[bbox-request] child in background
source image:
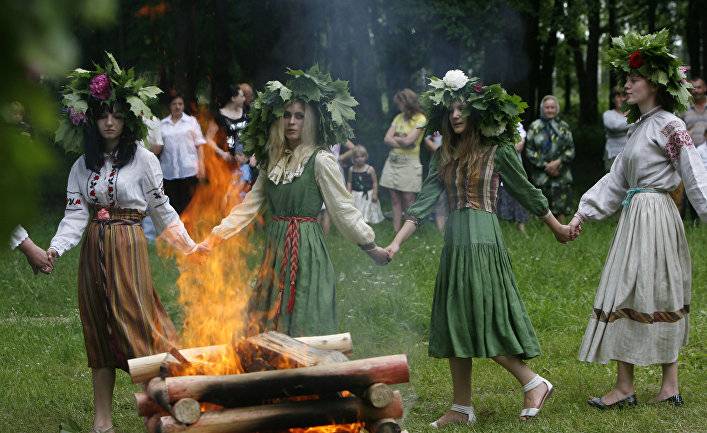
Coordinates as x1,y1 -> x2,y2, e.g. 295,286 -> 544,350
347,145 -> 384,224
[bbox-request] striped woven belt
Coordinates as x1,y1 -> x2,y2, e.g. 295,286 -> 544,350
622,187 -> 662,207
271,215 -> 319,322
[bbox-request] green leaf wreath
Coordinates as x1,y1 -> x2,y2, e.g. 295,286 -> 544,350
420,71 -> 528,147
55,52 -> 162,154
607,30 -> 692,123
242,65 -> 358,167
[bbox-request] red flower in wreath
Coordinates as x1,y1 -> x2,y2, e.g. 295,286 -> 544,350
628,50 -> 644,69
473,83 -> 484,93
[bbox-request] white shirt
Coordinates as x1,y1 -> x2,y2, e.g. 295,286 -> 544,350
602,109 -> 629,159
9,225 -> 28,250
697,143 -> 707,169
49,146 -> 196,255
212,145 -> 375,246
578,108 -> 707,222
159,113 -> 206,180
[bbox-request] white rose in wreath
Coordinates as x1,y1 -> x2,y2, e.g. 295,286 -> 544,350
442,70 -> 469,91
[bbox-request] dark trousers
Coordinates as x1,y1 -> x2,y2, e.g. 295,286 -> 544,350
163,176 -> 198,214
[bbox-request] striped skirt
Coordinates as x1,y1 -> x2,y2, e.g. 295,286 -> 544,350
78,208 -> 178,371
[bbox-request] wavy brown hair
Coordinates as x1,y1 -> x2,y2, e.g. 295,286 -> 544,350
393,89 -> 423,120
438,108 -> 486,188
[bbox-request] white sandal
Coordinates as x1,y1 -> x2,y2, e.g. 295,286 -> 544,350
519,375 -> 554,419
430,403 -> 476,428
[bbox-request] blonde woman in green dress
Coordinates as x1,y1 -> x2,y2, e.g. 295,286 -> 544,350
386,70 -> 574,426
194,67 -> 389,337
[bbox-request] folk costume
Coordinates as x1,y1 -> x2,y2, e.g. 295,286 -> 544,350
51,54 -> 195,371
408,72 -> 549,359
209,66 -> 376,337
575,31 -> 707,366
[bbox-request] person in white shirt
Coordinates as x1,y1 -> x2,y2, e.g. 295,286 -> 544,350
602,88 -> 629,171
156,93 -> 207,213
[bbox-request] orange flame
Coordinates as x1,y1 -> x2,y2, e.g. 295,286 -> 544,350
289,423 -> 364,433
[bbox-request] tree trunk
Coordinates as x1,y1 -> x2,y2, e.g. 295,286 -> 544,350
150,354 -> 409,407
608,0 -> 618,109
155,392 -> 404,433
647,0 -> 657,33
701,0 -> 707,79
538,0 -> 563,99
567,0 -> 600,124
524,0 -> 541,121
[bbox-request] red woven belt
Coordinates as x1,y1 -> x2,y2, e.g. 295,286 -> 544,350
271,215 -> 319,319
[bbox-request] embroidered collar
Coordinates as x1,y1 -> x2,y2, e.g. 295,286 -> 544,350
267,143 -> 317,185
635,105 -> 662,124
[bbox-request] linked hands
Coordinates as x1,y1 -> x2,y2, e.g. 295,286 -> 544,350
17,238 -> 54,274
365,245 -> 391,266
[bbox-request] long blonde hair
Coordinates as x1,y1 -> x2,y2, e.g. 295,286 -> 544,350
438,109 -> 486,188
266,100 -> 319,170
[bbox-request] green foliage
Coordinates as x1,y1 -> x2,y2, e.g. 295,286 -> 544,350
55,52 -> 162,155
421,73 -> 528,147
242,65 -> 358,168
607,30 -> 692,123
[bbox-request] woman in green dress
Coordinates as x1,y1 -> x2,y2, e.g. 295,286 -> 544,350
386,70 -> 574,426
194,67 -> 389,337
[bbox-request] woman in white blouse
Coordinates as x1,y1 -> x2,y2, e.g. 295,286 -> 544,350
570,33 -> 707,409
194,92 -> 390,337
156,93 -> 207,214
602,88 -> 629,171
48,102 -> 196,433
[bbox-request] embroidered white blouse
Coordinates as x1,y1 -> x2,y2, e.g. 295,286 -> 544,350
577,107 -> 707,222
49,146 -> 196,256
159,113 -> 206,180
211,144 -> 375,246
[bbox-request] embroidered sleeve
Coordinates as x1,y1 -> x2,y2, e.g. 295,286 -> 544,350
9,225 -> 29,250
576,153 -> 630,221
211,174 -> 267,239
315,151 -> 375,245
142,151 -> 196,253
49,158 -> 90,256
659,120 -> 693,162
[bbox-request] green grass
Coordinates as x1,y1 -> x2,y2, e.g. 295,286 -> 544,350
1,216 -> 705,433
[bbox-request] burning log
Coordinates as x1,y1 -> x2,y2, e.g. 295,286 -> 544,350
150,355 -> 409,407
155,391 -> 403,433
360,383 -> 394,409
173,398 -> 202,425
235,332 -> 349,372
128,332 -> 353,383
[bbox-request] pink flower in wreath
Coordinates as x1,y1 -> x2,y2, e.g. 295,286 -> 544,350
96,208 -> 111,221
628,50 -> 644,69
89,74 -> 112,100
473,83 -> 484,93
68,107 -> 87,126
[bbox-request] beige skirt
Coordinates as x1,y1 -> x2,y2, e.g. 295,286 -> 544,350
380,153 -> 422,193
578,192 -> 690,366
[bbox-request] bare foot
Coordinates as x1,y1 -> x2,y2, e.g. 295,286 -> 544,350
650,388 -> 679,403
431,410 -> 470,427
520,382 -> 549,420
597,387 -> 634,405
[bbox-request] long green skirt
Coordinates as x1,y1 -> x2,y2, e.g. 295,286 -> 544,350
428,208 -> 541,359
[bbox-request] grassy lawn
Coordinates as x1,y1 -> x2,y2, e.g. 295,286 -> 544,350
1,214 -> 705,433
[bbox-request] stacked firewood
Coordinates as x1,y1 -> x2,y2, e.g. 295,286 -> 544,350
129,332 -> 409,433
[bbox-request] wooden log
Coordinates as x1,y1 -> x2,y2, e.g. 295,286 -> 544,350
368,419 -> 402,433
135,392 -> 168,417
145,414 -> 161,433
155,354 -> 409,407
234,331 -> 349,372
157,391 -> 403,433
360,383 -> 394,408
129,333 -> 353,383
173,398 -> 201,425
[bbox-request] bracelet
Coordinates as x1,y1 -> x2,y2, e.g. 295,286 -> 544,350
359,242 -> 377,252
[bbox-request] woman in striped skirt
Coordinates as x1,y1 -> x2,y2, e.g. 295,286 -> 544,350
48,59 -> 196,433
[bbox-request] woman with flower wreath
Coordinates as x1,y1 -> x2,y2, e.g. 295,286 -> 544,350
385,70 -> 574,426
51,54 -> 196,433
194,66 -> 390,337
569,30 -> 707,409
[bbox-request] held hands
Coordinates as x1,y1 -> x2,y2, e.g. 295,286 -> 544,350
365,246 -> 391,266
18,239 -> 54,274
568,215 -> 583,239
